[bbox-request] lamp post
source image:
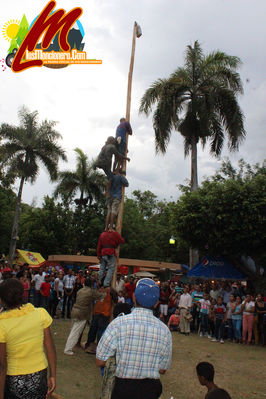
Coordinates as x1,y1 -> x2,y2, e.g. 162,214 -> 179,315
112,22 -> 142,287
169,236 -> 176,245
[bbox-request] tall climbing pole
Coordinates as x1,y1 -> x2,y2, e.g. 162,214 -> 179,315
112,21 -> 142,288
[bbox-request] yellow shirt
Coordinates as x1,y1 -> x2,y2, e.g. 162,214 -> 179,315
0,303 -> 52,375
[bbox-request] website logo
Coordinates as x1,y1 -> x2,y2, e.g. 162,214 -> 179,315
1,0 -> 102,73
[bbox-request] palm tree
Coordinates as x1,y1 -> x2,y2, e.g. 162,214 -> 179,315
139,41 -> 245,265
0,106 -> 67,265
54,148 -> 105,209
139,40 -> 245,191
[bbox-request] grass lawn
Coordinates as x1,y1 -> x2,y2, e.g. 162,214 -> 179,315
52,319 -> 266,399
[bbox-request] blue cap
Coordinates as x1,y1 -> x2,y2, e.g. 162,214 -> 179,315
135,278 -> 159,308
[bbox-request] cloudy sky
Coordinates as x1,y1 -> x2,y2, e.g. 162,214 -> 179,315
0,0 -> 265,206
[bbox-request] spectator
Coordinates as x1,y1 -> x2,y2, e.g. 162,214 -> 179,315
20,270 -> 30,304
100,302 -> 132,399
0,278 -> 56,399
32,268 -> 44,307
206,388 -> 232,399
233,282 -> 245,300
84,287 -> 117,353
208,299 -> 216,338
64,278 -> 106,356
168,309 -> 180,331
73,270 -> 85,304
231,296 -> 243,343
196,362 -> 218,398
178,285 -> 192,335
125,277 -> 136,307
225,294 -> 235,340
51,271 -> 64,318
254,293 -> 266,345
241,294 -> 255,345
159,283 -> 170,323
191,284 -> 203,332
116,275 -> 125,293
210,283 -> 221,302
96,278 -> 172,399
62,269 -> 76,319
40,275 -> 51,310
212,297 -> 226,343
222,285 -> 233,306
198,293 -> 211,338
168,289 -> 178,316
118,291 -> 125,303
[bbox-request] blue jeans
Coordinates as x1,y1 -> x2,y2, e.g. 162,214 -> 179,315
98,255 -> 116,287
232,319 -> 242,339
226,319 -> 233,339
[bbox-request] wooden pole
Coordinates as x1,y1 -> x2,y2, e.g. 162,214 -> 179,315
112,22 -> 138,288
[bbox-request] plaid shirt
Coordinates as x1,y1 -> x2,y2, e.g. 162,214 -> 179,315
96,307 -> 172,379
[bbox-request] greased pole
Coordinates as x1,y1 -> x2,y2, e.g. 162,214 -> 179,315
112,22 -> 142,289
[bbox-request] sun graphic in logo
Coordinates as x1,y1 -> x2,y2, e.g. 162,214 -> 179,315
2,19 -> 20,41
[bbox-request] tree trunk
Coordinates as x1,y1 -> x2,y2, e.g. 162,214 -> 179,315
190,134 -> 198,192
9,176 -> 25,265
190,134 -> 199,268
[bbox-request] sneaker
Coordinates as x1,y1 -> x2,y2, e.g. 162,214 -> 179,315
208,335 -> 212,339
64,351 -> 74,356
220,339 -> 224,344
211,338 -> 218,342
199,332 -> 203,337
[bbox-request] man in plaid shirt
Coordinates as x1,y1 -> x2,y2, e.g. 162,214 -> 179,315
96,278 -> 172,399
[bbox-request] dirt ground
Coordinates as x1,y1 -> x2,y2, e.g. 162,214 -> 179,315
52,319 -> 266,399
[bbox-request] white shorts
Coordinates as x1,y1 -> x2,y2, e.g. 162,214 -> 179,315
160,304 -> 168,316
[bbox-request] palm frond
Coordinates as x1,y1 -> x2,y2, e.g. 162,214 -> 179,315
214,87 -> 246,151
139,79 -> 167,115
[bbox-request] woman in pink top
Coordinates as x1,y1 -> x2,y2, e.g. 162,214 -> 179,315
241,294 -> 255,344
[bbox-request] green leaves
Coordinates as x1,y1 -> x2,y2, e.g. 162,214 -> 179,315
139,40 -> 245,170
53,148 -> 105,209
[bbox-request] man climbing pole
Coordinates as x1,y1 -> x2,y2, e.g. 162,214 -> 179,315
93,136 -> 130,180
97,229 -> 125,287
113,118 -> 132,171
105,169 -> 129,231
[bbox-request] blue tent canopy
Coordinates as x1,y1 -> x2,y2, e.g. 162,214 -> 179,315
188,256 -> 246,280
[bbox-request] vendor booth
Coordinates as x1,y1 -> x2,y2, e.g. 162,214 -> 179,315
188,256 -> 246,280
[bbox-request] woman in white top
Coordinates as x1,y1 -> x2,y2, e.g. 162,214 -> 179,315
241,294 -> 255,344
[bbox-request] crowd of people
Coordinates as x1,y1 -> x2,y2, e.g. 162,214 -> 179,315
156,280 -> 266,346
0,262 -> 265,348
0,258 -> 266,399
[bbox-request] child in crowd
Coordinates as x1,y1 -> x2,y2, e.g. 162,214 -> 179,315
168,309 -> 180,331
208,298 -> 216,338
212,296 -> 226,343
225,294 -> 235,340
198,293 -> 211,337
232,295 -> 243,342
118,291 -> 125,303
40,274 -> 51,310
196,362 -> 232,399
